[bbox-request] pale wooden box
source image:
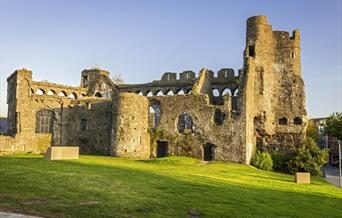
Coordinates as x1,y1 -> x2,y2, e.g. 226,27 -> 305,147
44,146 -> 79,160
295,172 -> 310,184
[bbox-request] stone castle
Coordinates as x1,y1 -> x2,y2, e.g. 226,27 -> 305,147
0,16 -> 307,164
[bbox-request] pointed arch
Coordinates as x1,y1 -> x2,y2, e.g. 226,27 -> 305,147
147,91 -> 153,97
94,92 -> 102,98
177,89 -> 185,95
47,90 -> 56,96
166,90 -> 174,96
222,88 -> 231,96
36,89 -> 46,95
68,93 -> 77,99
58,91 -> 67,97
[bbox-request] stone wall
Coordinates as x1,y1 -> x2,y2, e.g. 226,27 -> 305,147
147,93 -> 246,162
0,134 -> 51,155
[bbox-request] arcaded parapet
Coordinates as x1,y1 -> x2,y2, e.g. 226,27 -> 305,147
111,93 -> 150,158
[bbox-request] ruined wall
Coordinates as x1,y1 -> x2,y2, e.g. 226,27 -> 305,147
192,68 -> 212,95
0,69 -> 114,155
1,69 -> 55,153
147,93 -> 246,163
1,15 -> 307,164
243,16 -> 307,155
111,93 -> 150,158
55,99 -> 113,154
81,68 -> 115,98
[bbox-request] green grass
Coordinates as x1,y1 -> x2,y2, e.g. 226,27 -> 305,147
0,155 -> 341,218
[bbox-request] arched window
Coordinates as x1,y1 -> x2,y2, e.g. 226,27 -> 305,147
279,117 -> 288,125
58,91 -> 67,97
47,90 -> 55,96
293,117 -> 303,125
68,93 -> 77,99
149,106 -> 155,114
177,112 -> 193,134
36,89 -> 45,95
149,101 -> 161,128
94,92 -> 102,98
35,109 -> 54,133
233,88 -> 239,97
212,89 -> 220,97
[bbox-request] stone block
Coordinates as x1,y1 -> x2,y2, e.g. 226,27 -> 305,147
295,172 -> 310,184
44,146 -> 79,160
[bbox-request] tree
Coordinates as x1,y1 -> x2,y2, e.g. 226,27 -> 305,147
287,137 -> 329,176
324,112 -> 342,140
112,73 -> 125,84
251,151 -> 273,171
306,120 -> 320,142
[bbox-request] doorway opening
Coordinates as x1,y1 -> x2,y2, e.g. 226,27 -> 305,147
203,143 -> 215,161
157,141 -> 168,158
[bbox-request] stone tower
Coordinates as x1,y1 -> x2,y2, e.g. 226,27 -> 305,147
6,69 -> 33,136
111,93 -> 150,158
243,15 -> 307,156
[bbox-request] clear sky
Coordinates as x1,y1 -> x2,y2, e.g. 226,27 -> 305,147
0,0 -> 341,118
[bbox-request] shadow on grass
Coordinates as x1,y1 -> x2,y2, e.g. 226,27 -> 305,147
0,155 -> 341,218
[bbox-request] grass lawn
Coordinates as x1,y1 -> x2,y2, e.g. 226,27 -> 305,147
0,155 -> 341,218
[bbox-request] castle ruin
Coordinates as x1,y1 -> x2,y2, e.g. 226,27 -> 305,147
0,16 -> 307,164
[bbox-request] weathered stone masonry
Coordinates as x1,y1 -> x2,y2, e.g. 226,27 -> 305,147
0,16 -> 307,164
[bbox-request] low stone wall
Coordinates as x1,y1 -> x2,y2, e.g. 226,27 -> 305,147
0,133 -> 51,155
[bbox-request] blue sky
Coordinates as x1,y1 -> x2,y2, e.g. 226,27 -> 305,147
0,0 -> 341,118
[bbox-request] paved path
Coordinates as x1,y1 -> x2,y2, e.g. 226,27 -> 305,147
0,212 -> 41,218
323,165 -> 341,188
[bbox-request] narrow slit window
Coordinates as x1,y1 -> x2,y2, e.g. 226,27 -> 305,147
248,46 -> 255,57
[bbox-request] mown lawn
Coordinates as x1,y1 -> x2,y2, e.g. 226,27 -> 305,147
0,155 -> 341,218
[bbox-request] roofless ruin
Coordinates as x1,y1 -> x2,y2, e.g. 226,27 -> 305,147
0,16 -> 307,163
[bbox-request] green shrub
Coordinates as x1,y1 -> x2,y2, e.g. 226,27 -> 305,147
287,137 -> 329,176
251,151 -> 273,171
271,152 -> 290,172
